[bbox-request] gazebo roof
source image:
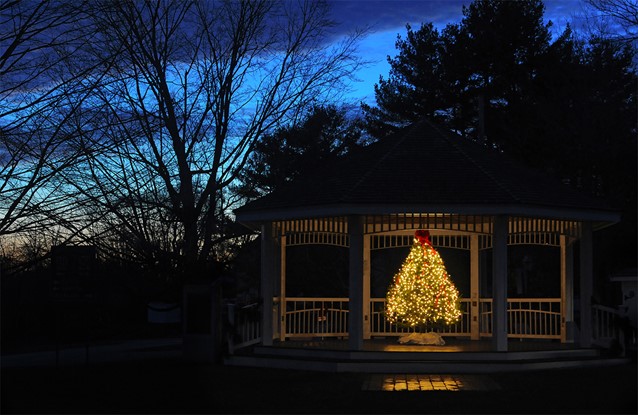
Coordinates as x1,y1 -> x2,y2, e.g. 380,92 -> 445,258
235,118 -> 619,225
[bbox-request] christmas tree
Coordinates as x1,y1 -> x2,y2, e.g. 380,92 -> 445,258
386,230 -> 462,330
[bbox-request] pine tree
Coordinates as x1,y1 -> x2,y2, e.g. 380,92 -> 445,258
386,230 -> 462,329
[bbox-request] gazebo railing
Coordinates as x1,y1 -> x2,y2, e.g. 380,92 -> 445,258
229,298 -> 631,349
369,298 -> 471,336
478,298 -> 562,339
284,297 -> 349,338
592,303 -> 637,352
592,303 -> 620,339
227,302 -> 262,353
279,297 -> 562,340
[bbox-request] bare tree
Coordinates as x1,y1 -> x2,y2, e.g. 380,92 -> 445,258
584,0 -> 638,45
0,0 -> 98,240
61,0 -> 364,282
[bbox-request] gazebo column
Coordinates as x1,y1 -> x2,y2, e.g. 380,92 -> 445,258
579,222 -> 594,347
560,235 -> 574,343
363,234 -> 371,340
279,235 -> 287,342
260,222 -> 276,346
492,215 -> 509,351
470,234 -> 480,340
348,215 -> 365,350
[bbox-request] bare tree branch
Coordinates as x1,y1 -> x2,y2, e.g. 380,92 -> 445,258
584,0 -> 638,44
55,0 -> 365,281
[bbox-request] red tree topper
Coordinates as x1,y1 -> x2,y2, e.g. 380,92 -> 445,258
415,230 -> 432,247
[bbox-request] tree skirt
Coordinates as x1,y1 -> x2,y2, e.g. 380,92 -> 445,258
398,332 -> 445,346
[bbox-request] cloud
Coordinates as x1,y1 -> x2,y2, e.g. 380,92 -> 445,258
328,0 -> 468,35
325,1 -> 469,106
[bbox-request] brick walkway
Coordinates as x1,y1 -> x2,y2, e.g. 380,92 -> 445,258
361,374 -> 501,391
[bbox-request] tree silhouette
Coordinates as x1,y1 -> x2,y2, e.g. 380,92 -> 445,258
584,0 -> 638,45
235,104 -> 366,200
1,0 -> 95,241
46,0 -> 367,283
363,0 -> 637,268
363,0 -> 551,143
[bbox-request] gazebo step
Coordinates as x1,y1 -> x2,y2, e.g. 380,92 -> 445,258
224,339 -> 631,373
251,344 -> 601,363
224,352 -> 629,373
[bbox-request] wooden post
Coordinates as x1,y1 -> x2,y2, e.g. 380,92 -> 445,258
470,234 -> 480,340
260,223 -> 275,346
363,234 -> 371,340
565,241 -> 574,341
560,235 -> 575,343
279,235 -> 287,342
348,216 -> 364,350
579,222 -> 593,347
492,215 -> 508,351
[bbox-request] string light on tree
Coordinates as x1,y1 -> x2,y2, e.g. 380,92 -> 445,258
386,230 -> 462,332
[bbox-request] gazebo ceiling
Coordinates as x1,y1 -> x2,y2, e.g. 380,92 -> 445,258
235,118 -> 619,225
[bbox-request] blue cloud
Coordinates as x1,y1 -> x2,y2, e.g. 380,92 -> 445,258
328,0 -> 467,34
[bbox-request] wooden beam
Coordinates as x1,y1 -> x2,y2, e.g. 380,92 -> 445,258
260,223 -> 276,346
579,222 -> 593,347
363,234 -> 371,340
279,235 -> 287,342
560,235 -> 575,343
492,215 -> 508,352
470,234 -> 480,340
348,215 -> 364,350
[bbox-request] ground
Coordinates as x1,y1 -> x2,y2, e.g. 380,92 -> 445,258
2,353 -> 636,414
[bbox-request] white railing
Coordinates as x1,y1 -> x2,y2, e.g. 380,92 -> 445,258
479,299 -> 492,335
370,298 -> 471,336
592,303 -> 619,340
227,302 -> 261,352
228,297 -> 627,349
279,297 -> 562,340
478,299 -> 562,339
284,298 -> 349,338
592,304 -> 637,353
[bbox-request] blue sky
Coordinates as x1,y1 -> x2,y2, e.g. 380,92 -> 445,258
327,0 -> 588,105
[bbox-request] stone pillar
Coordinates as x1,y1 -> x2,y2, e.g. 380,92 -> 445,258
348,215 -> 364,350
579,222 -> 593,347
492,215 -> 508,351
470,234 -> 481,340
182,283 -> 222,362
260,222 -> 276,346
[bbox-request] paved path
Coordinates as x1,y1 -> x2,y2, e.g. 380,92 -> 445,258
1,338 -> 182,368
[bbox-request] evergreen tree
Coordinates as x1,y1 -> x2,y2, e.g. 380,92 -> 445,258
386,230 -> 462,329
235,105 -> 366,200
363,0 -> 551,142
364,0 -> 637,269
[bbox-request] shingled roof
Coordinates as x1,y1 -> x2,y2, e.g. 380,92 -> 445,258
235,118 -> 619,225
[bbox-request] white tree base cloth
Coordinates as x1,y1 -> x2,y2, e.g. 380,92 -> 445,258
397,332 -> 446,346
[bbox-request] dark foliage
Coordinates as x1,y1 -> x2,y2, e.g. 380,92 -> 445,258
234,105 -> 367,201
363,0 -> 637,269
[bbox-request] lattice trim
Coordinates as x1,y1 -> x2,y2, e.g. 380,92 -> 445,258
371,234 -> 471,250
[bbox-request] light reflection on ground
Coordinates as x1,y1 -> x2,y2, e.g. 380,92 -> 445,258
379,344 -> 465,352
362,374 -> 501,392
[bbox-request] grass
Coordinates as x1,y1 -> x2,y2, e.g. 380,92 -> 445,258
2,358 -> 636,414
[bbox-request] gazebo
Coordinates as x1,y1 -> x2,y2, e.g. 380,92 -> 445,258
234,118 -> 619,354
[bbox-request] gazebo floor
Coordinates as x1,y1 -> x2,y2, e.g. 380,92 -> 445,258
225,337 -> 630,373
269,337 -> 578,353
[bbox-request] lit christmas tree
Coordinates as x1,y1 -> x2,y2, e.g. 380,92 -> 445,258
386,230 -> 462,332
